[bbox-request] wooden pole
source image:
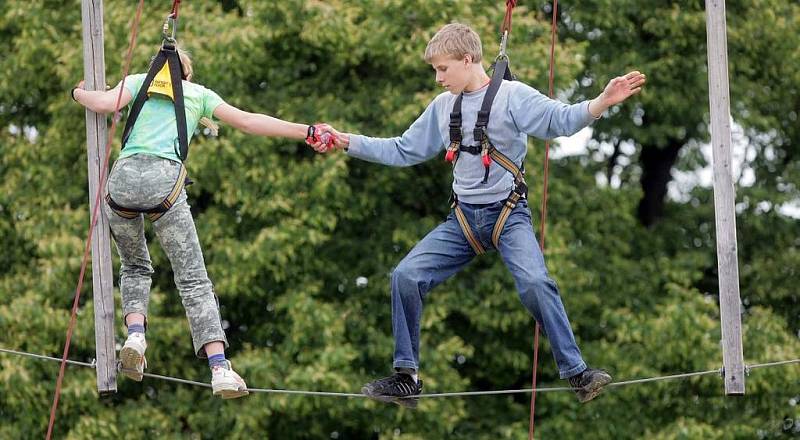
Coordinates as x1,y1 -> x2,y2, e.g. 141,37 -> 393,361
80,0 -> 117,395
705,0 -> 745,395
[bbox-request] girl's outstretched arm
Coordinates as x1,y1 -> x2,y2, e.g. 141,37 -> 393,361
72,80 -> 133,114
213,103 -> 308,139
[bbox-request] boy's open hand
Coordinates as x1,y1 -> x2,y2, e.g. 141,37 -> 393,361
600,71 -> 646,106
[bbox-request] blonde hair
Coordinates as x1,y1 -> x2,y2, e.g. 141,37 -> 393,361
177,47 -> 193,80
424,23 -> 483,64
174,45 -> 218,136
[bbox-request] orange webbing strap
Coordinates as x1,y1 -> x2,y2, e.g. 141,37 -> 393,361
491,190 -> 522,248
105,164 -> 188,222
147,165 -> 187,221
489,147 -> 521,176
454,204 -> 486,255
105,201 -> 139,219
488,148 -> 526,248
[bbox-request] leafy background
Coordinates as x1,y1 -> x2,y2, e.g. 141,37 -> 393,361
0,1 -> 798,438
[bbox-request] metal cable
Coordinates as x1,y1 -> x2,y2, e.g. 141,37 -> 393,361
4,347 -> 796,399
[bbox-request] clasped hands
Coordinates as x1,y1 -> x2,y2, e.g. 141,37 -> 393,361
305,123 -> 348,153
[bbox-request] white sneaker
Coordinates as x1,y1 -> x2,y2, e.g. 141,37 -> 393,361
211,360 -> 249,399
119,332 -> 147,381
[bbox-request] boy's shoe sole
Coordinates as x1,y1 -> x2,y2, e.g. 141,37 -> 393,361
361,387 -> 420,409
119,345 -> 144,382
576,371 -> 612,403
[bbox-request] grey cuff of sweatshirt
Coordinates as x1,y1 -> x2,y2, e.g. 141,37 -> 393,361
345,134 -> 366,157
584,100 -> 602,122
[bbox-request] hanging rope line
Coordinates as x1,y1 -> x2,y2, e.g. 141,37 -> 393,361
530,1 -> 560,439
501,0 -> 517,36
4,347 -> 797,400
46,1 -> 146,439
170,0 -> 181,18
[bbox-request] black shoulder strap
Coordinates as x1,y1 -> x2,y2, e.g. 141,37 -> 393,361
448,93 -> 464,144
120,52 -> 166,153
473,58 -> 512,143
165,47 -> 188,161
120,44 -> 189,161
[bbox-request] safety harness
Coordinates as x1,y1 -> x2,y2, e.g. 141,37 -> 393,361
445,56 -> 528,255
107,7 -> 191,222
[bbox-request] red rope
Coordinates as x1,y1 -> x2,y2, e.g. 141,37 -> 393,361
529,1 -> 559,439
501,0 -> 517,36
171,0 -> 181,19
45,1 -> 145,438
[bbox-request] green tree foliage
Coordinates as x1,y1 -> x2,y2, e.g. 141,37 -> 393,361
561,0 -> 800,227
1,1 -> 798,438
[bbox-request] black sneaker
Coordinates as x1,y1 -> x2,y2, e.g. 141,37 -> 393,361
568,368 -> 612,403
362,373 -> 423,408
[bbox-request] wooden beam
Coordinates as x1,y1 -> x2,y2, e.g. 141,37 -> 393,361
705,0 -> 745,395
80,0 -> 117,395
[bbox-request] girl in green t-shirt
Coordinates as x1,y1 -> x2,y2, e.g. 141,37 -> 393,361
72,46 -> 324,399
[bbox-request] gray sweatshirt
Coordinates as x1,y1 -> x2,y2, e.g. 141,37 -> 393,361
347,80 -> 597,204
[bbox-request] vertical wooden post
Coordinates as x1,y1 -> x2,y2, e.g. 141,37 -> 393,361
705,0 -> 745,395
81,0 -> 117,395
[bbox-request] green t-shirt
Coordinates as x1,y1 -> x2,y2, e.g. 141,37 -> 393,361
120,73 -> 225,162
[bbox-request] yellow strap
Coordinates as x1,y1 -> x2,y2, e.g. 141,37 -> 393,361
455,205 -> 485,255
146,62 -> 175,101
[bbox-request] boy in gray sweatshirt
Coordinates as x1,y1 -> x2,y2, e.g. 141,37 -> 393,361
315,23 -> 645,406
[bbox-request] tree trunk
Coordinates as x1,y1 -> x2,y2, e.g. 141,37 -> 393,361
637,140 -> 682,227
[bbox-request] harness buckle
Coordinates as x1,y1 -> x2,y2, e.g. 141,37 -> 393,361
473,125 -> 487,143
162,14 -> 178,44
445,141 -> 460,163
498,30 -> 509,60
480,134 -> 492,167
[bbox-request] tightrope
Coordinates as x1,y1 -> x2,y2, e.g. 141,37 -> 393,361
2,347 -> 797,399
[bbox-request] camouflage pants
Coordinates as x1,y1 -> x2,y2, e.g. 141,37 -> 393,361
104,154 -> 228,357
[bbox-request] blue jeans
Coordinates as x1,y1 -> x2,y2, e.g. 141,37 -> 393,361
391,199 -> 586,379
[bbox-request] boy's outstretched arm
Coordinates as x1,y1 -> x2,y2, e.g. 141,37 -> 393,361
318,100 -> 445,167
511,70 -> 646,139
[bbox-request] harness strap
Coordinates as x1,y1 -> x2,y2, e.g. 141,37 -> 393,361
106,164 -> 188,222
447,58 -> 513,182
120,43 -> 189,161
451,147 -> 529,252
446,55 -> 524,253
489,147 -> 521,176
454,204 -> 486,255
445,94 -> 464,162
491,190 -> 522,249
474,58 -> 509,141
